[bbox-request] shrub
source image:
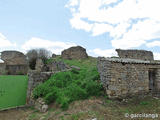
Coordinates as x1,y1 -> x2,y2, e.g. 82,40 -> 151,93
85,80 -> 103,96
140,101 -> 149,105
33,61 -> 103,109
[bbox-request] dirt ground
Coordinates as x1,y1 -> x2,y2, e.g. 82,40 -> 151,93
0,96 -> 160,120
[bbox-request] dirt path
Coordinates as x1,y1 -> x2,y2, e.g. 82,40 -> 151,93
0,108 -> 32,120
0,96 -> 160,120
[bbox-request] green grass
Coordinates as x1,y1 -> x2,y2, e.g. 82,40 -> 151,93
0,75 -> 28,110
46,56 -> 97,69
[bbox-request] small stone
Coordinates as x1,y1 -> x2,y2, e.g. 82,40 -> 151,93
39,117 -> 45,120
71,65 -> 80,70
92,118 -> 97,120
41,105 -> 48,113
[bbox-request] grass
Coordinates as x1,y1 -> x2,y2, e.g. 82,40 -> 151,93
0,75 -> 28,110
46,56 -> 97,69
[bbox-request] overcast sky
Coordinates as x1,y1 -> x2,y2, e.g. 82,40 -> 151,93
0,0 -> 160,59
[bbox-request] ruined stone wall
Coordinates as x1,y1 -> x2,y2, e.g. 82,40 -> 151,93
97,57 -> 160,98
61,46 -> 88,60
116,49 -> 154,61
0,63 -> 6,75
97,59 -> 112,89
26,71 -> 54,105
1,51 -> 28,65
6,65 -> 28,75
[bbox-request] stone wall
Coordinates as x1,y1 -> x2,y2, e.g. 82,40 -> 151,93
0,63 -> 6,74
116,49 -> 154,61
1,51 -> 28,65
6,65 -> 28,75
97,57 -> 160,98
26,70 -> 54,105
0,51 -> 29,75
61,46 -> 88,60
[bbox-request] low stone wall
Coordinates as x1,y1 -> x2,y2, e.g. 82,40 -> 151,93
97,57 -> 160,98
6,65 -> 28,75
26,70 -> 54,105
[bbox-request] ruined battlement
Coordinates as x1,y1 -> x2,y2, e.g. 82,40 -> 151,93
116,49 -> 154,61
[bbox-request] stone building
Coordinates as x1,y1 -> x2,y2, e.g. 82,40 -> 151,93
97,49 -> 160,98
0,60 -> 6,74
0,51 -> 28,75
61,46 -> 88,60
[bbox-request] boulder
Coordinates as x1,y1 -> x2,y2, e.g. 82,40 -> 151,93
34,98 -> 48,113
61,46 -> 88,60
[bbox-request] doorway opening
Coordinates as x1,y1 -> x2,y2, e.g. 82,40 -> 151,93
149,69 -> 156,92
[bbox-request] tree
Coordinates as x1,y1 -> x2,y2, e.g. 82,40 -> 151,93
26,48 -> 51,70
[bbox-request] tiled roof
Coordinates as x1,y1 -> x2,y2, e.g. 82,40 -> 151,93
100,57 -> 160,65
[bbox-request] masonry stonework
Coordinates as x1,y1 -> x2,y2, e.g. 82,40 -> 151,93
26,71 -> 54,105
0,63 -> 6,74
116,49 -> 154,61
0,51 -> 28,75
97,49 -> 160,98
61,46 -> 88,60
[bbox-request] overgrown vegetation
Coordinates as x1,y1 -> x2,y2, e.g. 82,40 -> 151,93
33,57 -> 104,110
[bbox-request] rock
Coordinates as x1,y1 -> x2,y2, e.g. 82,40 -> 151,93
41,105 -> 48,113
35,58 -> 44,72
71,65 -> 80,70
34,98 -> 48,113
39,117 -> 45,120
92,118 -> 97,120
47,61 -> 70,72
61,46 -> 88,60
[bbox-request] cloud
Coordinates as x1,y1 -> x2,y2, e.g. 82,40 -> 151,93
22,37 -> 76,54
89,48 -> 118,57
146,41 -> 160,47
153,53 -> 160,60
0,33 -> 16,48
70,15 -> 93,32
66,0 -> 160,49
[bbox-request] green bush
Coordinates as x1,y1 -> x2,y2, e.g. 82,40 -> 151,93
33,62 -> 103,109
140,101 -> 149,105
